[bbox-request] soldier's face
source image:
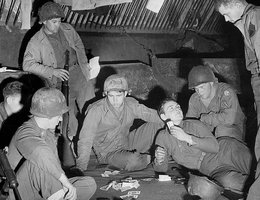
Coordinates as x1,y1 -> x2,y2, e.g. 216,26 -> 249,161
43,18 -> 61,34
194,82 -> 213,99
107,91 -> 127,110
8,94 -> 23,113
49,115 -> 62,129
161,101 -> 183,124
218,4 -> 242,23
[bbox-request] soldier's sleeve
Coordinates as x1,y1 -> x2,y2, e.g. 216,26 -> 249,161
76,106 -> 100,171
250,9 -> 260,67
186,95 -> 200,119
130,98 -> 162,123
189,120 -> 219,153
200,88 -> 239,127
153,132 -> 170,172
16,130 -> 64,180
23,41 -> 54,79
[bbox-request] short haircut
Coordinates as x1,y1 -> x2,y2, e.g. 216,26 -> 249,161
3,81 -> 23,99
214,0 -> 246,9
158,97 -> 176,116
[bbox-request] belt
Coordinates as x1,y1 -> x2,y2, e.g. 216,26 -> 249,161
197,152 -> 206,169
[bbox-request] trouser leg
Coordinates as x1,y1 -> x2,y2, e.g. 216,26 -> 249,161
68,67 -> 95,138
215,125 -> 244,142
210,167 -> 249,192
69,176 -> 97,200
9,161 -> 96,200
68,96 -> 78,138
247,161 -> 260,200
106,150 -> 150,171
48,176 -> 97,200
9,161 -> 62,200
251,75 -> 260,127
204,137 -> 252,192
128,122 -> 162,153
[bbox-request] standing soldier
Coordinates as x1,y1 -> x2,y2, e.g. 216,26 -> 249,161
23,2 -> 95,140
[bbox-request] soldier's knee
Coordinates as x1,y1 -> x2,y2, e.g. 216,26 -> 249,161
125,153 -> 150,171
214,171 -> 246,192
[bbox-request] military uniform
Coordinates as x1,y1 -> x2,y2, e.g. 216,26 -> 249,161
186,82 -> 245,141
0,102 -> 8,130
235,4 -> 260,124
232,5 -> 260,199
77,97 -> 162,171
234,4 -> 260,161
7,118 -> 96,200
23,22 -> 95,138
154,119 -> 252,192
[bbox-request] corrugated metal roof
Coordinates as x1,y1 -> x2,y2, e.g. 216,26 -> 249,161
0,0 -> 224,34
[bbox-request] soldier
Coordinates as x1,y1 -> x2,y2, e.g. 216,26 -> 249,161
0,81 -> 25,149
23,2 -> 95,139
0,81 -> 23,128
186,65 -> 245,141
154,98 -> 251,199
7,87 -> 96,200
76,74 -> 163,171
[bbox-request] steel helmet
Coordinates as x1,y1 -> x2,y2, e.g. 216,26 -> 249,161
188,174 -> 224,200
188,65 -> 217,89
38,2 -> 65,23
103,74 -> 128,93
30,87 -> 69,118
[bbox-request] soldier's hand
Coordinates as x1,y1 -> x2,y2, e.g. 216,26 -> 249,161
53,68 -> 69,81
171,126 -> 189,141
63,184 -> 77,200
155,146 -> 166,164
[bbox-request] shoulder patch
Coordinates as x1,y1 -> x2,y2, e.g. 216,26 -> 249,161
224,90 -> 230,96
249,22 -> 256,37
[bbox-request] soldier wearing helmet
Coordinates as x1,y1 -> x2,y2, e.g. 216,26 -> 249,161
7,87 -> 97,200
186,65 -> 245,141
76,74 -> 163,172
23,2 -> 95,140
154,98 -> 251,199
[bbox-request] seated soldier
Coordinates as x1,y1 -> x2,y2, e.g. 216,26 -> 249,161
154,98 -> 252,198
186,65 -> 245,141
0,81 -> 23,127
7,87 -> 96,200
76,74 -> 163,172
0,81 -> 25,149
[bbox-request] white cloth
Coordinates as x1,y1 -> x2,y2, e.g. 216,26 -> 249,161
89,56 -> 100,80
21,0 -> 33,30
146,0 -> 165,13
73,0 -> 132,11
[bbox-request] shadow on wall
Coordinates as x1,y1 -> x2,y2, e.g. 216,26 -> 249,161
176,48 -> 204,114
139,85 -> 169,110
